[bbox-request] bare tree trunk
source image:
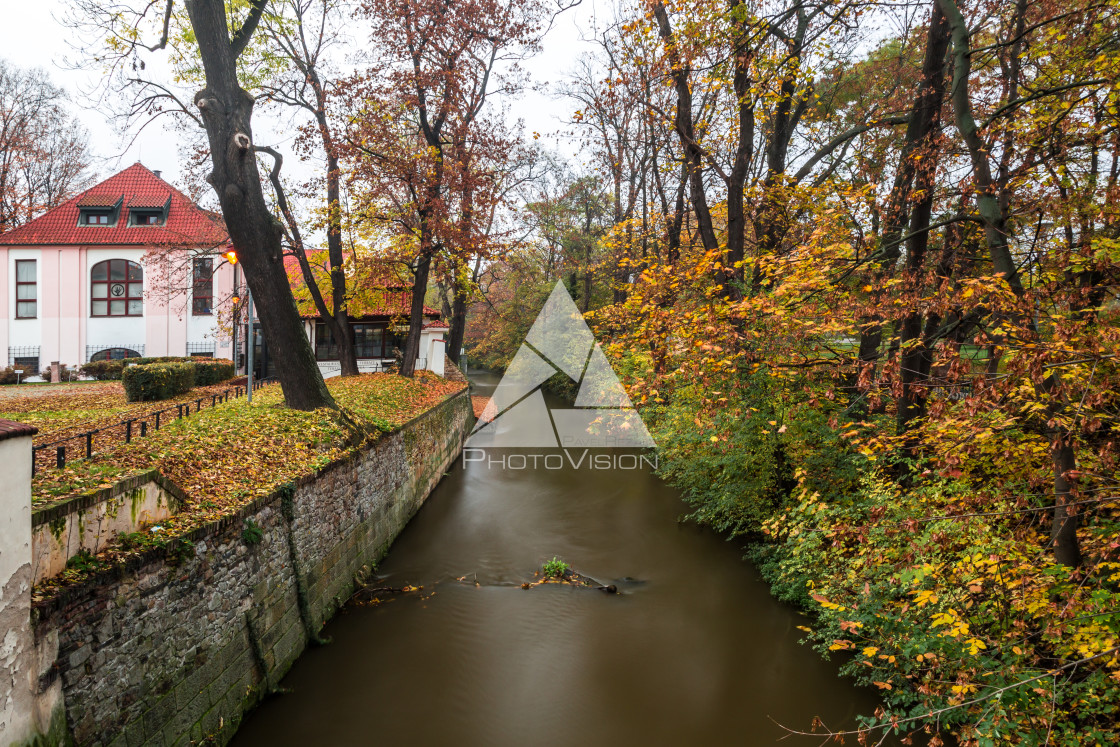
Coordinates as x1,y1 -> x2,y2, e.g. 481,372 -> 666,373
724,0 -> 755,299
324,149 -> 358,376
400,249 -> 432,377
447,270 -> 468,366
652,2 -> 719,254
896,4 -> 951,439
1049,435 -> 1082,567
185,0 -> 334,411
856,4 -> 951,399
939,0 -> 1023,294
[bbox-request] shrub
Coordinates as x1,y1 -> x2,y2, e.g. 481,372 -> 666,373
122,362 -> 196,402
85,356 -> 233,388
130,356 -> 194,366
80,359 -> 128,380
0,367 -> 18,385
192,359 -> 235,386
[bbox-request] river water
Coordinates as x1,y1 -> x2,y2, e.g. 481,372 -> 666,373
233,373 -> 885,746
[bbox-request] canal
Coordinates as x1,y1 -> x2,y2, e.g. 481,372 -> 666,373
233,373 -> 885,745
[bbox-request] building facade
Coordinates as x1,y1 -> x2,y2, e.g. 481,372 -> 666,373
1,162 -> 448,380
0,163 -> 234,376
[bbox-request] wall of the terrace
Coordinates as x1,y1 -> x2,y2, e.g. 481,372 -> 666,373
0,389 -> 471,746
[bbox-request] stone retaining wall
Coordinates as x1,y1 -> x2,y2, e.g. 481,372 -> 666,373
31,472 -> 188,585
28,389 -> 471,747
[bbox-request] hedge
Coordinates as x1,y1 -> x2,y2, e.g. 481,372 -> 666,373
79,360 -> 129,380
193,359 -> 235,386
120,358 -> 234,401
122,363 -> 196,402
80,356 -> 231,382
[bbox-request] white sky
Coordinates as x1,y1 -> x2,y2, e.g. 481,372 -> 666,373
0,0 -> 605,192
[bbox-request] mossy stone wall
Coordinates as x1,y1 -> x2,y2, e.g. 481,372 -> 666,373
30,390 -> 471,747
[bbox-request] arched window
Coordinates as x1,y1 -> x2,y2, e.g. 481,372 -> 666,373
91,259 -> 143,317
90,348 -> 141,361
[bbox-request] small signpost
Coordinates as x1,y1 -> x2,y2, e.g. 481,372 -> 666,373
14,369 -> 23,385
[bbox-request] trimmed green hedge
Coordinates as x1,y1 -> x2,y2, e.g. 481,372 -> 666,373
122,362 -> 196,401
193,359 -> 235,386
81,356 -> 234,383
120,358 -> 235,401
79,360 -> 129,380
81,356 -> 192,381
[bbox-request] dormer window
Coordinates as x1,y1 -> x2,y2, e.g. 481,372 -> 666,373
131,210 -> 165,226
77,194 -> 122,227
127,194 -> 170,227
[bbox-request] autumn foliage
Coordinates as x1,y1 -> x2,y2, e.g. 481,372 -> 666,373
468,0 -> 1120,741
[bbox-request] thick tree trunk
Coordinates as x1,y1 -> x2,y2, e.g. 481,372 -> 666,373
185,0 -> 334,411
447,278 -> 467,366
399,250 -> 432,377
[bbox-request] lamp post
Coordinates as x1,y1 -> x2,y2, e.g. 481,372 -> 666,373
231,262 -> 240,376
246,289 -> 255,404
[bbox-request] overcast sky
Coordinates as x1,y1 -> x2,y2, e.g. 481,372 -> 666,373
0,0 -> 604,192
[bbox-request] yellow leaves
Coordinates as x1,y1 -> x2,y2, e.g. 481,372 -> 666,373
810,593 -> 847,612
828,640 -> 852,651
912,589 -> 939,607
862,646 -> 879,657
931,609 -> 970,638
965,638 -> 987,656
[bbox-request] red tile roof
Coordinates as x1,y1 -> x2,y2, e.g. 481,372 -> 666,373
0,163 -> 227,247
284,251 -> 441,320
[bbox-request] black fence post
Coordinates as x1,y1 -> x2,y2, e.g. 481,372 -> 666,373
86,432 -> 93,458
155,411 -> 161,430
31,449 -> 36,477
197,398 -> 202,412
56,446 -> 65,469
177,404 -> 183,419
140,421 -> 148,438
125,420 -> 133,443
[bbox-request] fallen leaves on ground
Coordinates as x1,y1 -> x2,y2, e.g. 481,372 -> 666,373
29,373 -> 466,600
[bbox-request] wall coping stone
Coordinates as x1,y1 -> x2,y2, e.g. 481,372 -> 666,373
31,470 -> 190,529
0,418 -> 38,441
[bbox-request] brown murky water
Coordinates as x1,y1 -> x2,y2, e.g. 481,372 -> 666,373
233,373 -> 886,746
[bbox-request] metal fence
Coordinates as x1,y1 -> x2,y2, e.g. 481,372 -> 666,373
8,346 -> 40,368
85,344 -> 146,362
31,378 -> 275,477
186,342 -> 216,356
